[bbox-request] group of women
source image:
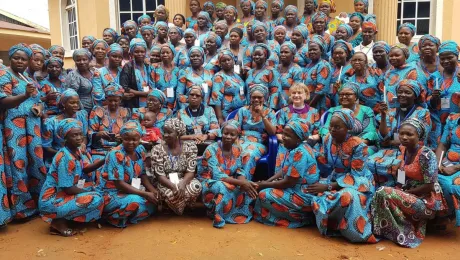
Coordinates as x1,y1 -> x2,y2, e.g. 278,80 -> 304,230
0,0 -> 460,249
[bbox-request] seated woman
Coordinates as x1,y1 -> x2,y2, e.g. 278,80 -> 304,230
320,83 -> 378,151
39,119 -> 104,237
234,85 -> 277,177
254,120 -> 320,228
42,89 -> 88,168
88,83 -> 131,162
132,89 -> 173,135
98,121 -> 158,228
177,85 -> 220,154
436,113 -> 460,227
150,118 -> 202,215
367,80 -> 431,188
372,118 -> 447,248
199,120 -> 257,228
311,108 -> 376,243
39,57 -> 66,117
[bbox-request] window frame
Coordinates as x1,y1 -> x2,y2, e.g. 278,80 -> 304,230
116,0 -> 164,30
396,0 -> 434,40
60,0 -> 80,57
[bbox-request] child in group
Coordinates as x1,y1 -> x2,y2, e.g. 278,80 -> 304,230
141,111 -> 162,143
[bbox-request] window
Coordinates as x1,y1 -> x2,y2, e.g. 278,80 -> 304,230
118,0 -> 165,26
397,0 -> 432,36
61,0 -> 79,51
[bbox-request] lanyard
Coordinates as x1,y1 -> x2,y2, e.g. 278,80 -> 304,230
66,147 -> 84,177
397,105 -> 416,128
192,68 -> 205,81
167,141 -> 181,170
220,142 -> 234,172
104,108 -> 120,130
328,142 -> 342,169
187,105 -> 202,127
280,150 -> 290,176
251,65 -> 267,80
135,63 -> 148,84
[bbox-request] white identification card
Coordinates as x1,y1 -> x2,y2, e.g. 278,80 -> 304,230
194,128 -> 201,134
194,39 -> 200,47
166,87 -> 174,98
169,172 -> 180,185
329,83 -> 335,94
143,86 -> 150,92
77,179 -> 85,189
393,133 -> 399,141
441,98 -> 450,109
202,83 -> 209,93
239,85 -> 244,95
131,177 -> 141,189
234,65 -> 240,74
397,169 -> 406,184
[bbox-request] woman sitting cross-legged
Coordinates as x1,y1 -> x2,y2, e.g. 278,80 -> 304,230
98,121 -> 158,228
372,118 -> 447,248
254,120 -> 320,228
39,119 -> 105,237
150,118 -> 202,215
199,120 -> 258,228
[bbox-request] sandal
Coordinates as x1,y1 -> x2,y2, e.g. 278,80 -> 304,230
49,227 -> 76,237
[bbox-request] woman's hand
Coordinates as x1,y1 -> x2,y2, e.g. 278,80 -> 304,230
123,92 -> 135,100
218,117 -> 225,126
97,131 -> 112,140
305,183 -> 328,194
378,101 -> 388,115
440,165 -> 459,176
256,180 -> 270,191
195,134 -> 208,144
174,181 -> 186,198
45,91 -> 59,102
25,83 -> 35,98
240,181 -> 258,199
431,89 -> 441,101
144,191 -> 159,204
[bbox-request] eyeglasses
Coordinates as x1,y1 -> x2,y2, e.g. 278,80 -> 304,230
338,93 -> 355,98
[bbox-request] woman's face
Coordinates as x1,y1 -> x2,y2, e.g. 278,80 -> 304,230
420,40 -> 438,59
215,24 -> 228,38
362,28 -> 375,45
241,2 -> 251,14
285,11 -> 297,24
313,17 -> 326,33
224,9 -> 235,22
197,16 -> 207,28
250,91 -> 264,106
372,47 -> 387,64
338,88 -> 357,108
252,49 -> 267,65
173,15 -> 184,27
82,38 -> 93,49
140,18 -> 151,27
147,96 -> 161,111
163,125 -> 178,144
156,10 -> 167,21
168,30 -> 180,43
93,42 -> 107,60
10,51 -> 29,72
190,50 -> 204,67
440,52 -> 458,71
150,50 -> 161,64
396,85 -> 416,107
397,27 -> 413,45
106,96 -> 121,111
125,26 -> 137,38
398,124 -> 420,148
229,31 -> 242,45
274,30 -> 286,44
290,89 -> 307,106
216,7 -> 225,19
354,1 -> 366,13
350,52 -> 367,71
329,116 -> 348,141
291,30 -> 304,45
122,132 -> 141,153
74,54 -> 90,71
157,26 -> 168,38
305,0 -> 316,12
132,46 -> 146,62
189,1 -> 200,13
141,30 -> 154,44
319,3 -> 331,16
333,47 -> 347,65
389,48 -> 406,67
184,33 -> 196,46
51,49 -> 65,60
206,37 -> 217,52
30,53 -> 44,72
47,61 -> 62,78
204,6 -> 214,17
280,46 -> 293,64
65,128 -> 83,149
253,27 -> 267,42
271,3 -> 281,16
222,126 -> 239,145
118,39 -> 129,53
188,88 -> 203,107
109,52 -> 123,67
64,96 -> 81,114
335,27 -> 348,41
161,47 -> 173,62
348,16 -> 361,31
219,54 -> 234,72
103,32 -> 115,45
255,5 -> 266,18
308,43 -> 321,61
282,126 -> 301,150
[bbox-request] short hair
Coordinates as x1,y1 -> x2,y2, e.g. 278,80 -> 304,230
289,82 -> 310,103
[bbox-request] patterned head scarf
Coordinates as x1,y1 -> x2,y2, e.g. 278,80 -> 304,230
221,119 -> 241,134
362,21 -> 377,32
188,85 -> 206,101
252,20 -> 268,34
253,43 -> 271,59
188,46 -> 206,61
120,120 -> 145,137
140,25 -> 156,35
155,21 -> 169,33
255,0 -> 268,10
91,39 -> 109,51
331,108 -> 363,134
30,44 -> 48,58
273,0 -> 285,9
337,24 -> 353,38
274,25 -> 286,34
287,120 -> 309,141
206,32 -> 223,49
103,28 -> 119,41
214,20 -> 229,31
154,5 -> 170,21
216,2 -> 228,9
137,14 -> 152,25
184,28 -> 197,39
72,48 -> 92,61
311,11 -> 328,24
250,84 -> 269,101
354,0 -> 368,7
204,1 -> 215,9
333,40 -> 354,60
129,38 -> 147,54
373,41 -> 391,54
57,118 -> 83,140
418,35 -> 441,50
339,82 -> 360,96
45,57 -> 64,68
169,26 -> 184,39
225,5 -> 238,21
123,20 -> 138,31
83,35 -> 96,43
108,43 -> 123,55
391,43 -> 409,59
9,43 -> 32,59
309,34 -> 327,52
349,12 -> 365,24
148,89 -> 166,105
160,43 -> 177,58
150,45 -> 161,54
439,40 -> 460,56
164,118 -> 186,136
397,79 -> 421,98
49,45 -> 65,55
105,82 -> 124,97
57,89 -> 80,111
198,11 -> 213,29
399,118 -> 427,140
240,0 -> 255,15
398,22 -> 416,36
319,0 -> 336,13
281,41 -> 297,54
218,49 -> 237,64
293,24 -> 309,41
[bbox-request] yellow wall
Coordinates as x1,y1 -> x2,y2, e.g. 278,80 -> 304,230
442,0 -> 460,42
48,0 -> 62,49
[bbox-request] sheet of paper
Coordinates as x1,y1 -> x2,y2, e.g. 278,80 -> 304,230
131,178 -> 141,189
397,169 -> 406,184
166,88 -> 174,98
169,172 -> 180,185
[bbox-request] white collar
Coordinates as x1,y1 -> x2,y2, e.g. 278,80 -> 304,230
360,41 -> 375,49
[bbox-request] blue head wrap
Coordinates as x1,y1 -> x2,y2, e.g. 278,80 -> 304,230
184,28 -> 197,41
45,57 -> 64,68
252,20 -> 268,33
206,32 -> 222,49
250,84 -> 269,101
9,43 -> 32,59
439,40 -> 459,56
204,1 -> 215,9
349,12 -> 365,24
198,11 -> 213,29
108,43 -> 123,55
333,40 -> 354,60
225,5 -> 239,21
30,44 -> 48,58
332,108 -> 356,130
123,20 -> 138,31
400,118 -> 427,139
140,25 -> 156,35
91,39 -> 109,51
72,48 -> 92,61
293,24 -> 309,41
354,0 -> 368,7
129,38 -> 147,54
57,89 -> 80,111
256,0 -> 268,9
57,118 -> 83,140
240,0 -> 255,15
83,35 -> 96,42
137,14 -> 152,25
169,26 -> 184,39
49,45 -> 65,55
272,0 -> 285,9
339,82 -> 360,96
337,24 -> 353,38
221,119 -> 241,134
373,41 -> 391,54
148,89 -> 167,105
160,43 -> 177,58
311,11 -> 327,23
287,120 -> 310,140
281,41 -> 297,54
418,35 -> 441,50
398,22 -> 416,36
397,79 -> 421,98
150,45 -> 161,53
309,35 -> 327,52
252,43 -> 271,60
103,28 -> 119,41
120,120 -> 145,137
188,46 -> 206,60
218,49 -> 237,64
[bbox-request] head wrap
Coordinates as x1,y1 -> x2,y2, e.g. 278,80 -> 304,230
155,21 -> 169,32
72,48 -> 92,61
184,28 -> 197,39
218,49 -> 237,64
45,57 -> 64,68
281,41 -> 297,54
225,5 -> 238,21
311,11 -> 328,24
216,2 -> 228,9
337,24 -> 353,38
274,25 -> 286,34
339,82 -> 360,96
148,89 -> 167,105
150,45 -> 161,54
284,5 -> 298,18
221,119 -> 241,134
287,120 -> 309,141
137,14 -> 152,25
188,85 -> 206,100
206,32 -> 223,49
164,118 -> 186,136
398,22 -> 416,36
103,28 -> 119,41
49,45 -> 65,55
198,11 -> 213,29
354,0 -> 368,7
204,1 -> 215,9
160,43 -> 177,57
400,118 -> 427,140
9,43 -> 32,59
319,0 -> 336,13
116,35 -> 130,45
57,89 -> 80,111
214,20 -> 229,32
108,43 -> 123,55
439,40 -> 460,56
154,5 -> 170,21
30,44 -> 47,58
362,20 -> 377,32
273,0 -> 285,9
140,25 -> 156,35
123,20 -> 138,31
129,38 -> 147,53
250,84 -> 269,101
188,46 -> 206,60
91,39 -> 109,51
373,41 -> 391,54
169,26 -> 184,39
57,118 -> 83,140
255,0 -> 268,10
397,79 -> 421,98
418,35 -> 441,50
252,43 -> 271,59
105,82 -> 124,97
391,43 -> 409,59
252,20 -> 268,34
240,0 -> 255,15
333,40 -> 354,60
309,35 -> 327,52
293,24 -> 309,41
349,12 -> 365,24
120,120 -> 145,137
83,35 -> 96,43
331,108 -> 363,134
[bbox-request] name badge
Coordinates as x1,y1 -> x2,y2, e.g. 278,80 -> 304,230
131,177 -> 141,189
239,85 -> 245,95
169,172 -> 180,184
234,65 -> 240,74
393,133 -> 399,141
397,169 -> 406,184
194,128 -> 202,135
441,98 -> 450,109
166,88 -> 174,98
329,83 -> 335,95
202,83 -> 209,93
77,179 -> 85,189
194,39 -> 200,47
143,86 -> 150,92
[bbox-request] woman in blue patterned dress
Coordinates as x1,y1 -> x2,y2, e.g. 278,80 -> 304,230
199,120 -> 257,228
347,12 -> 364,48
291,25 -> 310,68
367,80 -> 431,188
132,89 -> 173,136
0,44 -> 46,220
152,22 -> 169,46
174,29 -> 197,69
39,119 -> 104,236
102,28 -> 118,46
99,121 -> 158,228
242,21 -> 280,70
42,89 -> 88,168
186,0 -> 201,29
310,108 -> 377,243
397,23 -> 419,64
0,131 -> 9,227
203,32 -> 221,75
277,41 -> 303,108
299,0 -> 317,26
39,57 -> 66,116
255,120 -> 320,228
210,50 -> 246,124
195,11 -> 213,45
309,11 -> 335,60
254,0 -> 275,40
92,43 -> 123,106
304,35 -> 332,115
371,41 -> 391,78
330,40 -> 354,106
234,85 -> 277,177
149,43 -> 180,110
245,43 -> 282,110
335,23 -> 353,42
64,48 -> 94,113
177,46 -> 213,109
276,5 -> 298,38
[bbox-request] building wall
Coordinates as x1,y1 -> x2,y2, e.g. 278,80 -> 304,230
442,0 -> 460,42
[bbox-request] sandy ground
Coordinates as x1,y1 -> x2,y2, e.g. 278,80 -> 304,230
1,210 -> 459,260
